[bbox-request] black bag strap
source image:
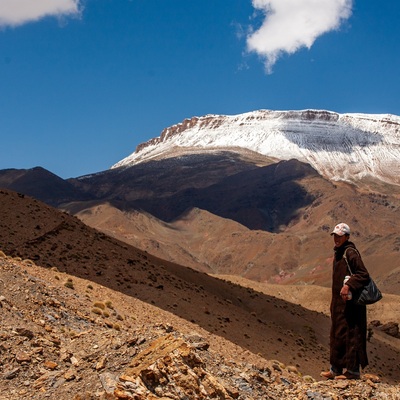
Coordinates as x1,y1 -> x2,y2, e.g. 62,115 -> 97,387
343,247 -> 359,276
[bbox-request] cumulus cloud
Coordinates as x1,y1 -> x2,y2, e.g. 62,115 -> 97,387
0,0 -> 81,28
247,0 -> 353,73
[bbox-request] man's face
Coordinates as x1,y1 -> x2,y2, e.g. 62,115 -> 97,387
333,233 -> 347,248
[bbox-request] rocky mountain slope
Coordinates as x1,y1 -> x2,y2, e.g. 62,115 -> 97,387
112,109 -> 400,187
1,188 -> 400,399
2,254 -> 399,400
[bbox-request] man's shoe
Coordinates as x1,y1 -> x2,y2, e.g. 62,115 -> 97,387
334,371 -> 360,380
320,371 -> 337,379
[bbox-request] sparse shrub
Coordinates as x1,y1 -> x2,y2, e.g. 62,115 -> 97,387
87,284 -> 93,290
271,360 -> 286,370
23,259 -> 34,265
105,301 -> 113,309
55,275 -> 60,280
116,314 -> 124,321
103,310 -> 110,318
64,280 -> 74,289
93,302 -> 105,310
286,365 -> 300,375
51,267 -> 59,272
13,256 -> 22,261
113,323 -> 121,331
92,308 -> 103,315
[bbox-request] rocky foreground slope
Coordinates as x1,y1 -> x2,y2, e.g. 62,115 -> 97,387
1,254 -> 400,400
1,188 -> 400,399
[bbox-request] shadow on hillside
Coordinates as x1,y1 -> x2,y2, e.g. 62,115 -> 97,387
0,154 -> 322,233
113,159 -> 319,232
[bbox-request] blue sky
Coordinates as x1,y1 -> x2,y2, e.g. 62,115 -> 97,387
1,0 -> 399,178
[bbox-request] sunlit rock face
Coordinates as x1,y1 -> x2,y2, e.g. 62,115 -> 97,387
113,109 -> 400,186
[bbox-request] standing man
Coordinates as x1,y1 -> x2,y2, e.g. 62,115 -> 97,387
321,223 -> 370,380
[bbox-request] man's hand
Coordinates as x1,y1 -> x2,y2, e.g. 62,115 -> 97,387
340,284 -> 350,300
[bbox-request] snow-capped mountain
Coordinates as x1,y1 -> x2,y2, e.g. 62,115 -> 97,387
112,109 -> 400,186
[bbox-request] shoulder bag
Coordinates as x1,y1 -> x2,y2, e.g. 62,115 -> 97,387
343,248 -> 382,306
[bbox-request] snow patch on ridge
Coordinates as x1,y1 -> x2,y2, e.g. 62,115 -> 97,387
112,110 -> 400,186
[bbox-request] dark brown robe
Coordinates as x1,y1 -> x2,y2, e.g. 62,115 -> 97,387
329,241 -> 370,371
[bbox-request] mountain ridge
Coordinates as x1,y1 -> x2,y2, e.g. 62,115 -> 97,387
112,109 -> 400,187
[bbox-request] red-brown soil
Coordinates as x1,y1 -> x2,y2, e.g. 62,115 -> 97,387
1,188 -> 400,388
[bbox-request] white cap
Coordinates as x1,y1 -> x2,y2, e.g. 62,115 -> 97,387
331,223 -> 350,236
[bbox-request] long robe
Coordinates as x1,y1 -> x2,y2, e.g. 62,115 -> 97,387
329,241 -> 370,371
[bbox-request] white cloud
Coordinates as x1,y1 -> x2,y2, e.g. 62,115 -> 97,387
0,0 -> 81,28
247,0 -> 353,73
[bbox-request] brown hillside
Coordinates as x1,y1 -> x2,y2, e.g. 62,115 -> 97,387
1,188 -> 400,387
1,156 -> 399,295
69,177 -> 400,295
